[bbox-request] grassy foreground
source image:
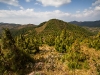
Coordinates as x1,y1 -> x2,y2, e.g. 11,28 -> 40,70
29,45 -> 100,75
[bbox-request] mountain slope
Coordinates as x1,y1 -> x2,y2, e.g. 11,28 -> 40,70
35,19 -> 93,36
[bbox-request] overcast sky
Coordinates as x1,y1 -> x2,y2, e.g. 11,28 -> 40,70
0,0 -> 100,24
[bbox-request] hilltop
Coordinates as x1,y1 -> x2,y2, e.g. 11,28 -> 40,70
34,19 -> 92,36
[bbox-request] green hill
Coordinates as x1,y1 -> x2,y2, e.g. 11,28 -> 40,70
35,19 -> 93,37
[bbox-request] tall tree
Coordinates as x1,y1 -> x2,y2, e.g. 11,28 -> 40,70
0,28 -> 34,74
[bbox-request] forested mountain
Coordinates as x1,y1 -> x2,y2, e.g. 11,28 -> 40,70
33,19 -> 93,36
69,20 -> 100,27
0,19 -> 100,75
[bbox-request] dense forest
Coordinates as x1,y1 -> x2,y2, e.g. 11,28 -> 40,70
0,19 -> 100,75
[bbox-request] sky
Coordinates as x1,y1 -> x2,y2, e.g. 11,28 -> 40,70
0,0 -> 100,25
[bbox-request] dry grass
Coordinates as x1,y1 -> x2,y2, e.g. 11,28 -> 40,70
35,23 -> 47,33
29,45 -> 70,75
79,44 -> 100,75
29,44 -> 100,75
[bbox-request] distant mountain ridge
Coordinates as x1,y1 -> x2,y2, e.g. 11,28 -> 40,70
0,22 -> 36,34
69,20 -> 100,27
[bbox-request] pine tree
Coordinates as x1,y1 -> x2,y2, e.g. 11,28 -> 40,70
2,28 -> 15,50
0,28 -> 34,74
55,29 -> 67,53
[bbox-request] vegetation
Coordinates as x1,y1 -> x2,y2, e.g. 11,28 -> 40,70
0,28 -> 36,74
16,34 -> 39,54
0,19 -> 100,75
88,32 -> 100,50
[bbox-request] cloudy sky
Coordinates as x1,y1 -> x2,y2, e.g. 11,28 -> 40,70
0,0 -> 100,24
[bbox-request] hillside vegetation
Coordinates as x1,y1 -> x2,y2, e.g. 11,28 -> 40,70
36,19 -> 92,36
0,19 -> 100,75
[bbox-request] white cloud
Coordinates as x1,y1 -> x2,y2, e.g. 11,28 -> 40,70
95,6 -> 100,10
20,6 -> 24,10
0,9 -> 70,24
36,0 -> 71,7
0,0 -> 19,6
0,7 -> 100,24
84,10 -> 94,17
26,0 -> 31,2
92,0 -> 100,6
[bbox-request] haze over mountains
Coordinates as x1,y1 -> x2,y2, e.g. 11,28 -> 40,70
69,20 -> 100,27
